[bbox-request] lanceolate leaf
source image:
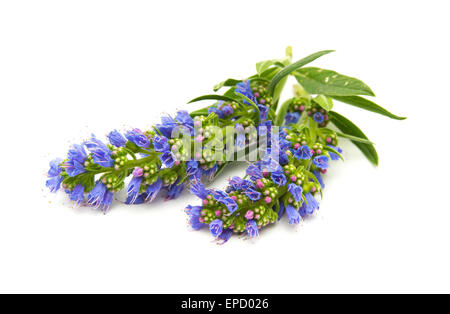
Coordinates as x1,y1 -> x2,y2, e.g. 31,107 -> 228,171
331,95 -> 406,120
256,60 -> 284,76
188,94 -> 239,104
295,67 -> 375,96
213,79 -> 242,92
334,131 -> 374,144
330,111 -> 379,166
314,95 -> 333,111
268,50 -> 334,96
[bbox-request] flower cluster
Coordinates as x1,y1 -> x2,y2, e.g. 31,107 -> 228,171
285,97 -> 331,127
186,113 -> 343,243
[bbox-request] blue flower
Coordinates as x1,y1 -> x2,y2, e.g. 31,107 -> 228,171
153,135 -> 170,152
210,219 -> 223,237
299,201 -> 307,218
260,154 -> 282,172
108,130 -> 127,147
85,135 -> 114,168
186,160 -> 199,177
229,176 -> 244,191
294,145 -> 313,160
313,155 -> 329,169
288,184 -> 303,202
208,106 -> 224,119
277,201 -> 285,221
167,182 -> 185,200
217,229 -> 233,244
65,144 -> 87,177
212,191 -> 238,214
305,192 -> 320,214
235,123 -> 246,149
87,182 -> 107,208
246,220 -> 259,238
69,184 -> 85,204
313,112 -> 324,123
126,176 -> 142,204
190,180 -> 210,199
285,112 -> 300,124
186,205 -> 205,230
246,164 -> 263,181
145,178 -> 163,202
258,104 -> 269,121
327,145 -> 343,161
221,105 -> 233,116
125,129 -> 150,148
313,170 -> 325,189
156,115 -> 177,138
125,193 -> 147,205
160,151 -> 176,168
271,169 -> 287,187
46,175 -> 64,193
244,189 -> 261,201
286,204 -> 301,224
203,164 -> 218,181
48,158 -> 63,177
235,80 -> 254,104
176,110 -> 194,135
101,191 -> 114,211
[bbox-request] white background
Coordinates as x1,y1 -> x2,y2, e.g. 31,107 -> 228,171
0,0 -> 449,294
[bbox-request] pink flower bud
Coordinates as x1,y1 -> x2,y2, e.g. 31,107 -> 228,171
245,210 -> 254,220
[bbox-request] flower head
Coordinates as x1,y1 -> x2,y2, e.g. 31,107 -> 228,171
246,164 -> 263,181
294,145 -> 312,160
69,184 -> 85,204
313,155 -> 329,169
108,130 -> 127,147
85,135 -> 114,168
286,204 -> 301,224
327,145 -> 343,161
217,229 -> 233,244
145,178 -> 163,202
246,220 -> 259,238
87,182 -> 107,209
126,176 -> 142,204
305,192 -> 320,215
64,144 -> 87,177
288,183 -> 303,203
235,123 -> 246,149
285,112 -> 300,124
271,169 -> 287,187
156,115 -> 177,138
190,180 -> 210,200
176,110 -> 194,135
46,175 -> 64,193
313,112 -> 324,123
166,182 -> 185,200
186,205 -> 205,230
313,170 -> 325,189
125,129 -> 150,148
210,219 -> 223,237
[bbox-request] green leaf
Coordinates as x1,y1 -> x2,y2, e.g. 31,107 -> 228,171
334,131 -> 375,144
331,95 -> 406,120
275,98 -> 294,126
256,60 -> 283,76
330,111 -> 378,166
213,79 -> 242,92
268,50 -> 334,96
314,95 -> 333,111
188,94 -> 239,104
295,67 -> 375,96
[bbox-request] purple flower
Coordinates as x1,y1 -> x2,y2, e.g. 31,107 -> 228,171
101,191 -> 114,211
299,201 -> 307,218
87,182 -> 107,209
210,219 -> 223,237
313,112 -> 324,123
186,205 -> 205,230
327,145 -> 343,161
125,193 -> 147,205
190,180 -> 210,199
156,115 -> 177,138
84,135 -> 114,168
69,184 -> 85,204
48,158 -> 63,177
286,205 -> 301,224
160,151 -> 176,168
235,123 -> 246,149
202,165 -> 218,181
46,175 -> 64,193
313,155 -> 330,169
294,145 -> 313,160
285,112 -> 300,124
65,144 -> 87,177
229,176 -> 244,191
260,154 -> 282,173
153,135 -> 170,152
244,189 -> 261,201
288,184 -> 303,203
108,130 -> 127,147
145,178 -> 163,202
208,106 -> 224,119
313,170 -> 325,189
126,176 -> 142,204
221,105 -> 233,116
166,182 -> 185,200
217,229 -> 233,244
212,191 -> 238,214
235,80 -> 254,103
246,220 -> 259,238
176,110 -> 194,135
186,160 -> 200,177
246,164 -> 263,181
277,201 -> 285,221
258,104 -> 269,121
271,169 -> 287,187
305,192 -> 320,214
125,129 -> 150,148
